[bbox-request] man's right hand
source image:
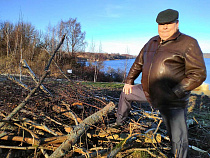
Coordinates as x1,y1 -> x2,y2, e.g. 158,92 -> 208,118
123,84 -> 134,95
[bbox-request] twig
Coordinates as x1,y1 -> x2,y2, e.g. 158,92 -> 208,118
20,117 -> 62,136
73,146 -> 90,158
189,145 -> 210,155
125,148 -> 166,158
52,104 -> 82,125
153,119 -> 163,135
13,122 -> 40,145
0,145 -> 37,150
107,133 -> 141,158
41,148 -> 50,158
75,148 -> 110,158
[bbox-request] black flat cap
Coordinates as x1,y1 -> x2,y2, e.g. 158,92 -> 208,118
156,9 -> 179,24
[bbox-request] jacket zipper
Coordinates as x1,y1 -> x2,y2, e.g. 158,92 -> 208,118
147,44 -> 161,92
147,40 -> 173,92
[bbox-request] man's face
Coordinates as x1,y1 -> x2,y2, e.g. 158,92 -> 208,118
158,21 -> 179,40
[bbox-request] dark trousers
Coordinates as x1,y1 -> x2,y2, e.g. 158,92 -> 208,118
116,84 -> 188,158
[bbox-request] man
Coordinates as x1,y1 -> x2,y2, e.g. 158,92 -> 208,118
115,9 -> 206,158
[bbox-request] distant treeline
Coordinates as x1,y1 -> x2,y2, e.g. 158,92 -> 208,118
76,52 -> 136,61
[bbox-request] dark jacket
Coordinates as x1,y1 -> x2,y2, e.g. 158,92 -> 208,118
125,30 -> 206,108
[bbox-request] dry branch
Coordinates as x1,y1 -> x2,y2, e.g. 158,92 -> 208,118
49,101 -> 116,158
40,136 -> 68,145
7,74 -> 31,91
0,134 -> 69,146
107,133 -> 140,158
125,148 -> 167,158
1,135 -> 38,145
52,104 -> 82,124
0,145 -> 37,150
45,34 -> 66,71
20,59 -> 52,96
20,117 -> 63,136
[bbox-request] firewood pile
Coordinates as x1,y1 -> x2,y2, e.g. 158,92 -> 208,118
0,74 -> 210,158
0,72 -> 168,158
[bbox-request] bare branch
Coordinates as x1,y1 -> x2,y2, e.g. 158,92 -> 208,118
49,102 -> 115,158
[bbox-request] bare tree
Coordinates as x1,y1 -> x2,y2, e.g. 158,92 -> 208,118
98,41 -> 104,63
123,47 -> 130,82
46,24 -> 59,60
89,40 -> 105,82
96,41 -> 104,78
58,18 -> 86,56
89,38 -> 97,82
1,22 -> 13,57
13,21 -> 38,60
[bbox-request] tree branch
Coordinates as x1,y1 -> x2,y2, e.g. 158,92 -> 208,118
49,102 -> 115,158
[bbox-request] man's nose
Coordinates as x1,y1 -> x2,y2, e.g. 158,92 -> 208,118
163,24 -> 168,29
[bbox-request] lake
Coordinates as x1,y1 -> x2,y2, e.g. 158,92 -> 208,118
101,58 -> 210,85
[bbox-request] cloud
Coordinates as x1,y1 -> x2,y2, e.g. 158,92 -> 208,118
102,4 -> 125,18
86,37 -> 149,55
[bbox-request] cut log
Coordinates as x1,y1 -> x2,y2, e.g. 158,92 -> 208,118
49,101 -> 116,158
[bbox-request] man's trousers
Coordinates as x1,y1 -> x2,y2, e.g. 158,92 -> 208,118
116,84 -> 188,158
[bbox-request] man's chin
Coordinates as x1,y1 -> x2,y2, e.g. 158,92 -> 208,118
160,35 -> 169,40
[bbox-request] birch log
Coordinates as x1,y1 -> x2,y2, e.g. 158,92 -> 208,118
49,101 -> 116,158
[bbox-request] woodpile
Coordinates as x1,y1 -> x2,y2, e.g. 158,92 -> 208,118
1,73 -> 209,158
0,73 -> 169,158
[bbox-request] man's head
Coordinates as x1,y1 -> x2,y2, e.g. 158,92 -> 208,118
156,9 -> 179,40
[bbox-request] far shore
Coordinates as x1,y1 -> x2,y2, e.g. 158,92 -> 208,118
203,53 -> 210,58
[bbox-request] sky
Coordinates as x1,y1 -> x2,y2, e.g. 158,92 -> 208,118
1,0 -> 210,55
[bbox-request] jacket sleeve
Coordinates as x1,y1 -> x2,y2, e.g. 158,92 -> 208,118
173,39 -> 206,98
125,48 -> 144,85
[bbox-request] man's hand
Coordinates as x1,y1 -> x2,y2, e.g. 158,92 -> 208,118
123,84 -> 134,94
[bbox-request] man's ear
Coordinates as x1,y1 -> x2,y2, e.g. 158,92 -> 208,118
176,20 -> 179,29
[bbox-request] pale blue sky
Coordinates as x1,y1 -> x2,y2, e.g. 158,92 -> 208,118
1,0 -> 210,55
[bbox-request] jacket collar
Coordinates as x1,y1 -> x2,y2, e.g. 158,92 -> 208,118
154,30 -> 181,43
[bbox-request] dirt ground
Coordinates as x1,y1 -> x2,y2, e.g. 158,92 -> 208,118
0,75 -> 209,158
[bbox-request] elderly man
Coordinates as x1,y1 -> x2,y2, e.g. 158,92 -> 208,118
115,9 -> 206,158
